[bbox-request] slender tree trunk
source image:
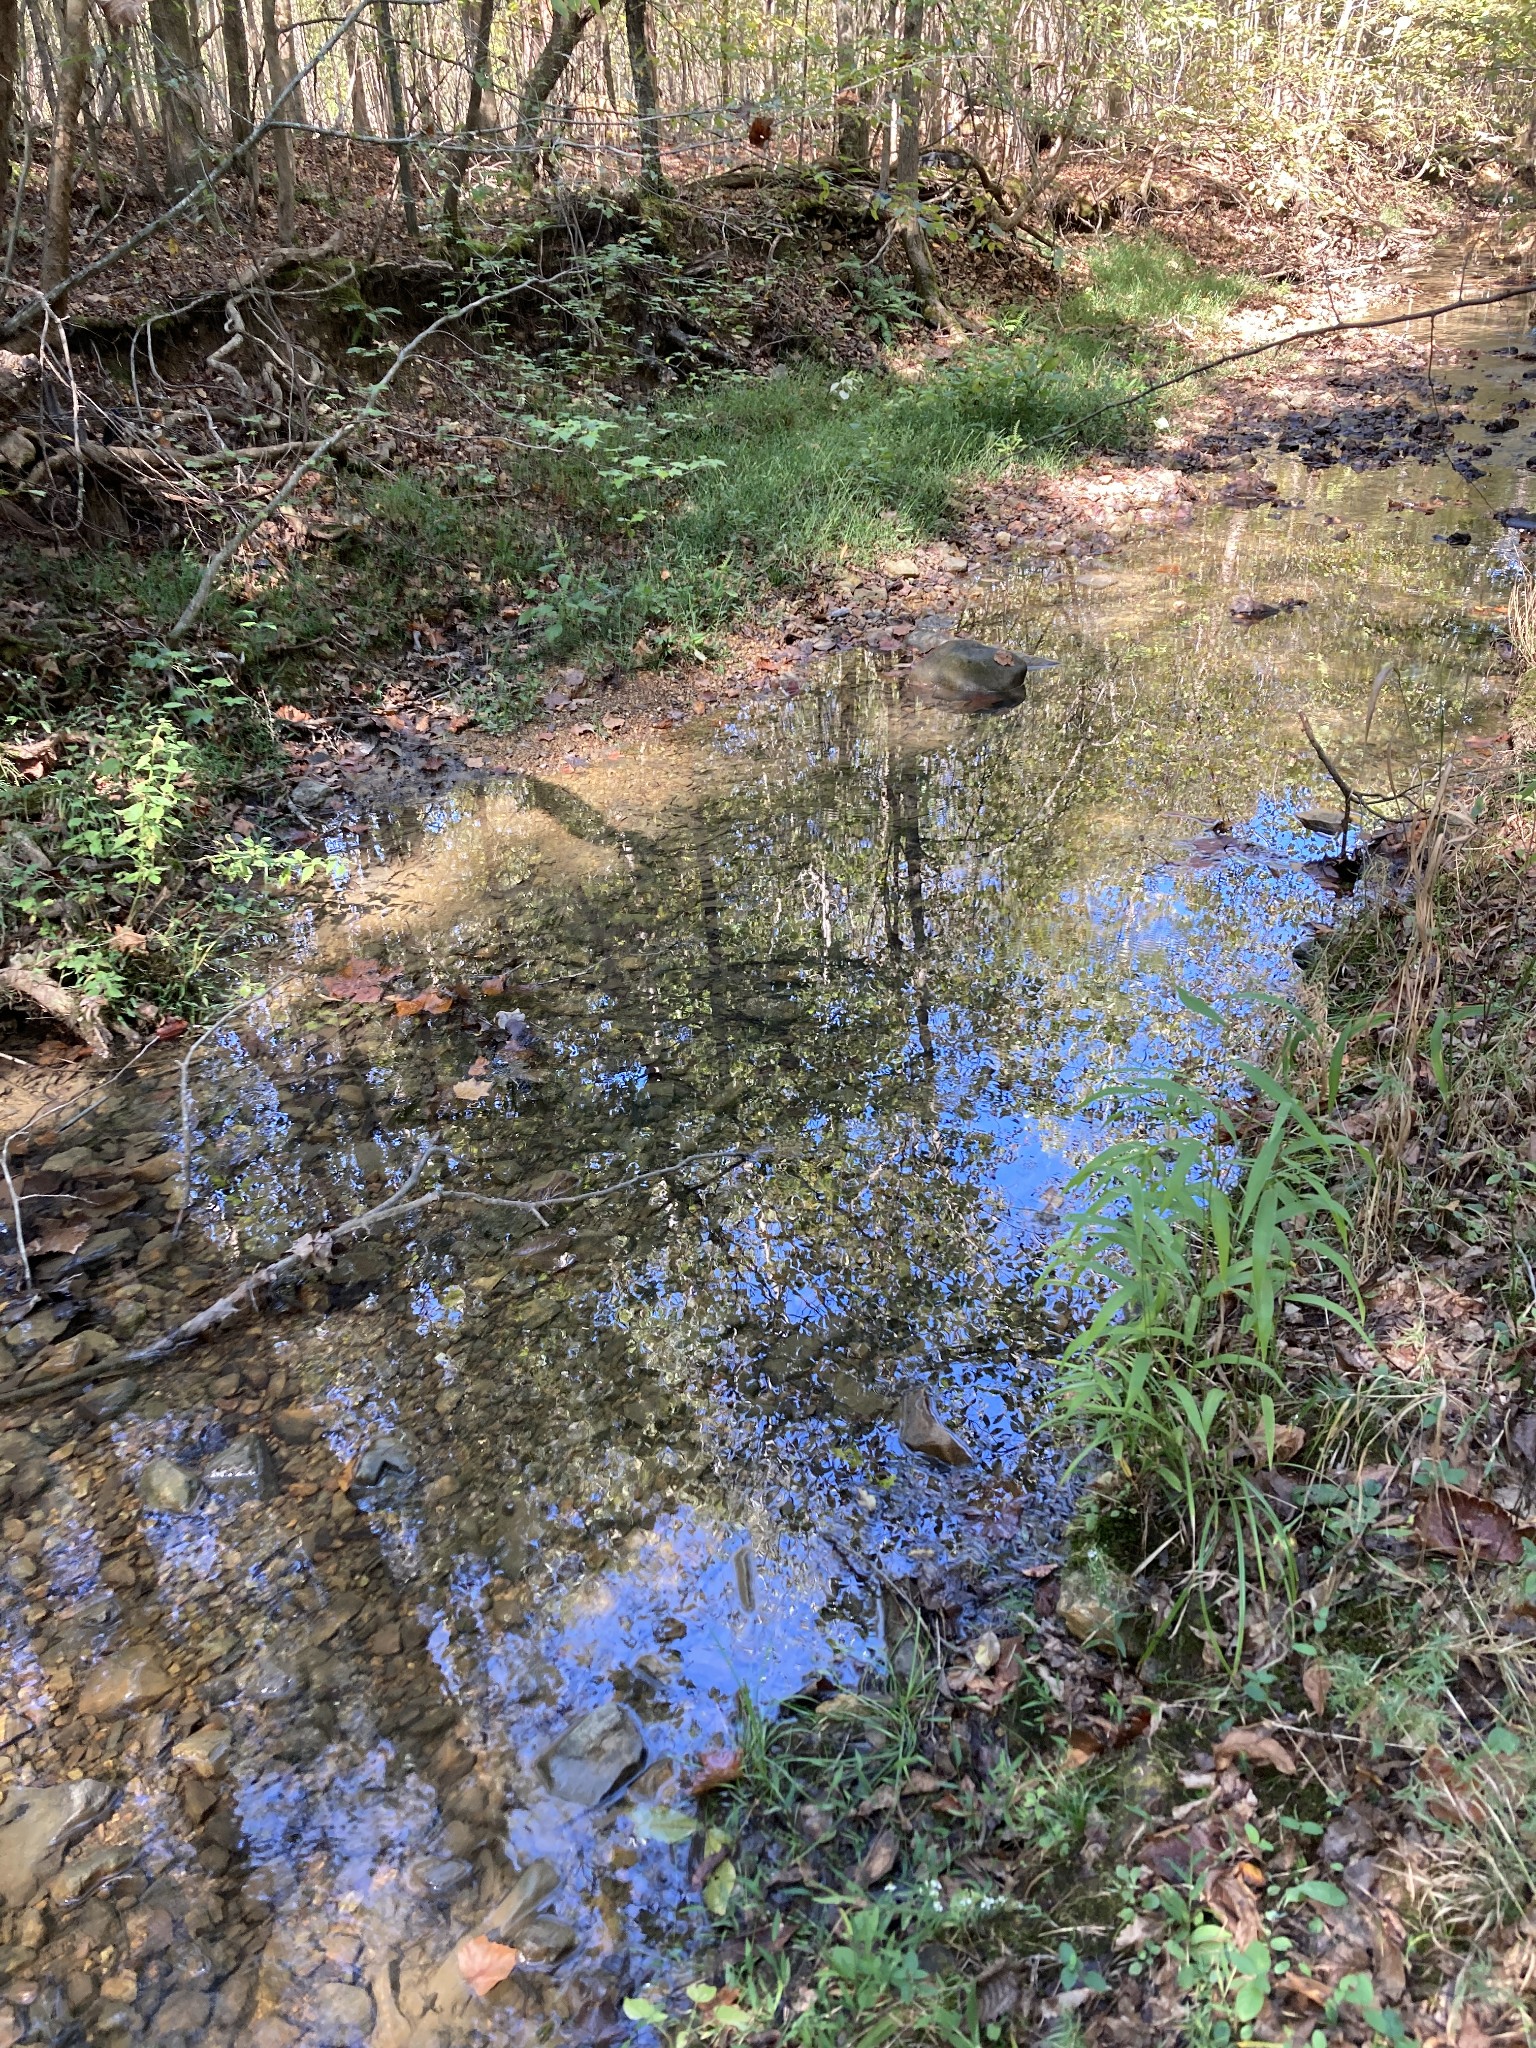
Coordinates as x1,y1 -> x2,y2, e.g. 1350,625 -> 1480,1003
623,0 -> 664,188
373,0 -> 418,235
220,0 -> 252,147
893,0 -> 945,322
261,0 -> 294,235
345,23 -> 369,131
833,0 -> 869,167
514,0 -> 594,157
0,0 -> 17,216
40,0 -> 90,294
146,0 -> 206,194
443,0 -> 493,225
26,0 -> 56,119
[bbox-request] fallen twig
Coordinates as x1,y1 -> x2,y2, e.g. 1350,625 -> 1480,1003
118,1145 -> 758,1368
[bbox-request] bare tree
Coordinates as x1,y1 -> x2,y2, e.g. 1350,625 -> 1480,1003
833,0 -> 869,166
373,0 -> 418,234
0,0 -> 17,214
443,0 -> 495,225
261,0 -> 295,233
892,0 -> 945,321
515,0 -> 599,159
624,0 -> 663,187
221,0 -> 253,147
39,0 -> 89,292
146,0 -> 206,191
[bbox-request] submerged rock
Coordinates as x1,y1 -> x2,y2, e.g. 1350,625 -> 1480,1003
307,1981 -> 374,2045
202,1434 -> 275,1501
136,1456 -> 196,1512
356,1435 -> 415,1486
1056,1544 -> 1144,1653
907,638 -> 1053,712
0,1780 -> 116,1908
78,1648 -> 173,1719
897,1387 -> 972,1467
172,1726 -> 233,1779
515,1913 -> 579,1963
538,1699 -> 645,1806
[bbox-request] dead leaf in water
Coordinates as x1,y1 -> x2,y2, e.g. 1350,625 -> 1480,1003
453,1079 -> 493,1102
456,1935 -> 519,1998
31,1221 -> 92,1255
1212,1725 -> 1297,1775
319,958 -> 390,1003
1415,1486 -> 1527,1564
685,1748 -> 743,1798
393,988 -> 454,1018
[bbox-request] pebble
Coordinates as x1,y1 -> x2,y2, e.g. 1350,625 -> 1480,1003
240,1652 -> 302,1705
171,1726 -> 232,1779
539,1698 -> 645,1807
356,1436 -> 414,1485
0,1780 -> 117,1908
201,1434 -> 275,1502
308,1981 -> 375,2044
136,1457 -> 197,1513
78,1647 -> 174,1720
77,1376 -> 139,1421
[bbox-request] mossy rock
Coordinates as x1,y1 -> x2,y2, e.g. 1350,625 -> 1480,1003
1056,1542 -> 1146,1655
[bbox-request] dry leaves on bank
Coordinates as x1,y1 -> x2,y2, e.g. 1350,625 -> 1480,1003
1414,1486 -> 1528,1565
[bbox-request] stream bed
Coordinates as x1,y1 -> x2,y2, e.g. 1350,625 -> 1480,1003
1,261 -> 1534,2046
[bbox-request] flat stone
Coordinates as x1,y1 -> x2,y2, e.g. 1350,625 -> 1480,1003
241,1652 -> 302,1704
78,1375 -> 139,1421
171,1726 -> 232,1779
136,1458 -> 196,1513
152,1987 -> 211,2037
515,1913 -> 578,1963
0,1780 -> 116,1907
271,1407 -> 319,1445
482,1858 -> 560,1939
202,1434 -> 275,1502
1,1312 -> 66,1360
79,1648 -> 174,1720
538,1699 -> 644,1807
307,1981 -> 374,2045
420,1856 -> 472,1898
50,1839 -> 134,1906
897,1387 -> 972,1466
356,1436 -> 414,1486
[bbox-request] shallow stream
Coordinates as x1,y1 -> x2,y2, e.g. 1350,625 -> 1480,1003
2,259 -> 1535,2046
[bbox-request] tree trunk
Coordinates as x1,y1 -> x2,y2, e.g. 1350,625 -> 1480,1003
260,0 -> 294,236
220,0 -> 252,148
0,0 -> 17,217
345,23 -> 369,132
40,0 -> 89,294
833,0 -> 869,168
892,0 -> 946,323
146,0 -> 206,194
373,0 -> 418,235
514,0 -> 594,158
442,0 -> 494,226
623,0 -> 663,189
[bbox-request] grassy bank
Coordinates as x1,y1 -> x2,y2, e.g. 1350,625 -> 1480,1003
626,750 -> 1536,2042
0,235 -> 1249,1038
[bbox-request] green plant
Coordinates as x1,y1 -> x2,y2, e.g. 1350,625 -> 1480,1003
1047,1013 -> 1365,1653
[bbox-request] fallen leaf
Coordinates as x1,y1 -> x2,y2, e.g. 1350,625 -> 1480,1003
1302,1661 -> 1332,1715
1419,1747 -> 1490,1826
701,1858 -> 736,1916
456,1935 -> 519,1998
31,1222 -> 91,1255
1279,1970 -> 1331,2008
153,1018 -> 188,1041
481,975 -> 507,996
1213,1725 -> 1297,1775
467,1055 -> 491,1078
1243,1422 -> 1306,1465
1415,1486 -> 1527,1564
1063,1728 -> 1103,1770
109,925 -> 149,954
685,1748 -> 743,1798
453,1079 -> 493,1102
855,1826 -> 899,1887
1204,1867 -> 1264,1948
319,958 -> 389,1003
393,988 -> 454,1018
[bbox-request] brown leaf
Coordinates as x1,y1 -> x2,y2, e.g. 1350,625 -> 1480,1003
392,988 -> 454,1018
855,1826 -> 899,1888
1414,1486 -> 1528,1565
467,1056 -> 490,1078
1204,1867 -> 1264,1949
153,1018 -> 188,1041
685,1748 -> 743,1798
481,975 -> 507,996
453,1080 -> 492,1102
31,1221 -> 91,1255
1302,1661 -> 1332,1715
319,958 -> 388,1003
1062,1728 -> 1103,1770
109,925 -> 149,954
1213,1725 -> 1297,1776
1243,1422 -> 1306,1466
1419,1747 -> 1489,1826
456,1935 -> 519,1998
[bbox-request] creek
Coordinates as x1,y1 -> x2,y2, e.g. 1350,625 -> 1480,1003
0,258 -> 1533,2045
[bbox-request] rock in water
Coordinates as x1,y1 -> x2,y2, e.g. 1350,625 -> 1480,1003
898,1387 -> 972,1467
539,1699 -> 645,1806
1056,1544 -> 1144,1652
0,1780 -> 117,1907
907,638 -> 1054,712
78,1648 -> 173,1720
202,1434 -> 275,1501
136,1456 -> 196,1512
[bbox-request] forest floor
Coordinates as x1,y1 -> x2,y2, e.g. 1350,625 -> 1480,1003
6,144 -> 1536,2046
